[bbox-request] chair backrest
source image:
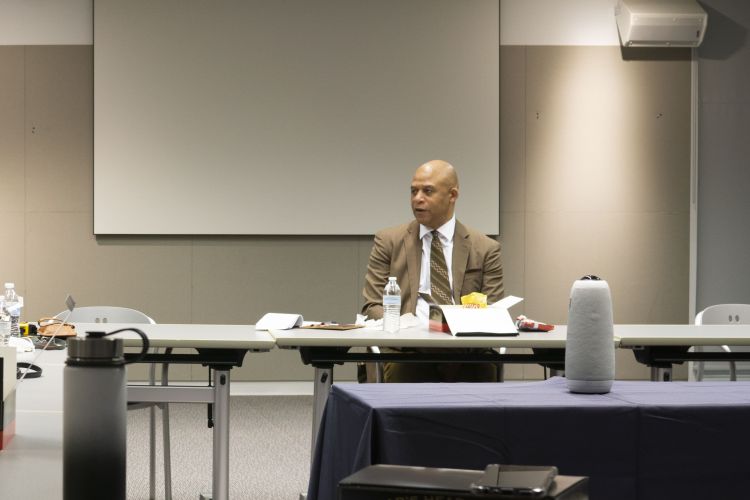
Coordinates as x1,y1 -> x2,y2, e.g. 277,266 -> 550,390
695,304 -> 750,325
55,306 -> 155,324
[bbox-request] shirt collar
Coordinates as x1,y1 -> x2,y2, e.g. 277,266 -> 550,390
419,215 -> 456,243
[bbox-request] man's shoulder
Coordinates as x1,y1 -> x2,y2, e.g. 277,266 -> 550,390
456,221 -> 501,250
375,221 -> 418,240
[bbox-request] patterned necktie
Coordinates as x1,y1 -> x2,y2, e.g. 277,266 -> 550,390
430,230 -> 453,304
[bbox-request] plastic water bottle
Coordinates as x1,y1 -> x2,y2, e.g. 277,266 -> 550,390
0,297 -> 10,346
4,283 -> 21,337
383,276 -> 401,333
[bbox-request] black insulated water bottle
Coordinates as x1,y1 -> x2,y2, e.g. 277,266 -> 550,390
63,328 -> 149,500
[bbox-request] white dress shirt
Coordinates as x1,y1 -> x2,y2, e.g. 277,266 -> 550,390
416,215 -> 456,324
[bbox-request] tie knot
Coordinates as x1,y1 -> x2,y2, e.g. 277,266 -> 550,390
431,230 -> 440,242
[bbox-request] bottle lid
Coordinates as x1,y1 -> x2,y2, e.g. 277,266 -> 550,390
4,283 -> 14,289
388,276 -> 397,281
66,335 -> 125,365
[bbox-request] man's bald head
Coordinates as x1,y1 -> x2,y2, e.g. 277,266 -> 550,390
416,160 -> 459,190
410,160 -> 459,229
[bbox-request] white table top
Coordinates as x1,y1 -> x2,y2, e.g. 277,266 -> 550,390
1,348 -> 65,499
272,323 -> 750,350
270,325 -> 570,349
615,324 -> 750,346
71,323 -> 275,350
60,322 -> 750,351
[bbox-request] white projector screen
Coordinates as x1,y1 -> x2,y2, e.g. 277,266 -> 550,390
94,0 -> 499,235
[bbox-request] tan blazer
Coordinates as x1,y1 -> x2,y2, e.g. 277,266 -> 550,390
362,220 -> 504,319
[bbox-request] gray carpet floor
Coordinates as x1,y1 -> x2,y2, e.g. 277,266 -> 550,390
126,396 -> 312,500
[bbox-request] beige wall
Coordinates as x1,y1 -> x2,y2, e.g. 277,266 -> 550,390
1,44 -> 691,381
501,46 -> 691,380
0,46 -> 366,381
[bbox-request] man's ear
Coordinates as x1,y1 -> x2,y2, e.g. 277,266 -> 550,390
449,187 -> 459,204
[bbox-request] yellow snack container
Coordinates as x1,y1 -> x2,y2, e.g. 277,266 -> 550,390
460,292 -> 487,308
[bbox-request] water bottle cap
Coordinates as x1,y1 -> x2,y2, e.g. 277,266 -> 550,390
388,276 -> 397,281
4,283 -> 14,289
66,334 -> 125,365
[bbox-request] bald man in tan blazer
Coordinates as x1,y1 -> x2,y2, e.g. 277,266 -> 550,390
362,220 -> 503,319
361,160 -> 504,382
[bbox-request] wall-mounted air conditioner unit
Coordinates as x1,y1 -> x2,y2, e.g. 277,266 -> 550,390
615,0 -> 708,47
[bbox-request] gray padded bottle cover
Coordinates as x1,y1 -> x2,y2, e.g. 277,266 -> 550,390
565,276 -> 615,393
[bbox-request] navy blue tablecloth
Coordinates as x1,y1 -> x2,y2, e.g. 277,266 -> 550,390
307,377 -> 750,500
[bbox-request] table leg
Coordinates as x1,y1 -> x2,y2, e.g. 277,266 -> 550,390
128,367 -> 236,500
213,368 -> 231,500
149,363 -> 156,500
149,405 -> 156,500
311,366 -> 333,461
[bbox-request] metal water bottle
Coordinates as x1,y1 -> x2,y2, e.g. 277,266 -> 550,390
64,332 -> 127,500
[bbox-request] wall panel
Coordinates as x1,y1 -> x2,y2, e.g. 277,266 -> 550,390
501,46 -> 690,380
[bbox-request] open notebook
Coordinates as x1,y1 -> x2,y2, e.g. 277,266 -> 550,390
430,295 -> 523,336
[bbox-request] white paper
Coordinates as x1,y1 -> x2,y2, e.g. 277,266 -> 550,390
439,305 -> 518,335
356,312 -> 420,329
8,336 -> 35,353
255,312 -> 304,331
490,295 -> 524,309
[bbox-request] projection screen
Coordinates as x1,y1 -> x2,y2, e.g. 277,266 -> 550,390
94,0 -> 499,234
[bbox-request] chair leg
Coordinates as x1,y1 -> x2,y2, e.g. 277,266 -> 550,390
496,363 -> 504,382
720,345 -> 737,381
495,347 -> 506,382
694,346 -> 705,381
162,351 -> 173,500
367,347 -> 383,383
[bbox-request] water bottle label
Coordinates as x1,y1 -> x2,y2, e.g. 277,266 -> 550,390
383,296 -> 401,306
7,304 -> 21,316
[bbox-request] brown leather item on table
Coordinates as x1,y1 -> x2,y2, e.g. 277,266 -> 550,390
37,317 -> 77,337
